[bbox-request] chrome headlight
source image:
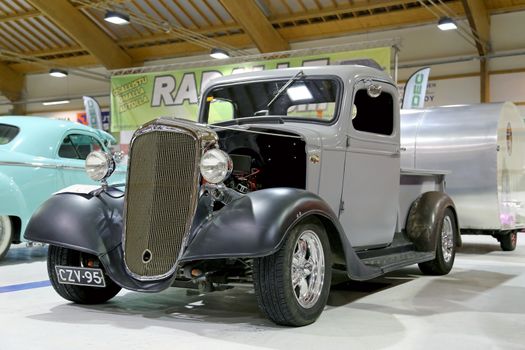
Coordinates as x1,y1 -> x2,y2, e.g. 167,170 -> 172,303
85,151 -> 115,181
200,149 -> 232,184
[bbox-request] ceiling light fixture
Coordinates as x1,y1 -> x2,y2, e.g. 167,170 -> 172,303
49,68 -> 68,78
104,10 -> 130,25
42,100 -> 70,106
210,48 -> 230,59
437,17 -> 457,31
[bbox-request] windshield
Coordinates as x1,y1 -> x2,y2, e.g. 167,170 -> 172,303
0,124 -> 20,145
202,77 -> 340,124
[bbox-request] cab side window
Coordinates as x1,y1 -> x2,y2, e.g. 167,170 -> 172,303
59,134 -> 103,160
352,88 -> 394,136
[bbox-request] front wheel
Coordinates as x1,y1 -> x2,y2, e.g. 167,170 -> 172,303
418,208 -> 457,275
0,216 -> 13,260
48,245 -> 121,304
253,218 -> 332,326
499,231 -> 517,251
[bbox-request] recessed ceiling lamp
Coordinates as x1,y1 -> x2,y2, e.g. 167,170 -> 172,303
42,100 -> 70,106
437,17 -> 457,31
210,48 -> 230,59
104,10 -> 130,25
49,68 -> 68,78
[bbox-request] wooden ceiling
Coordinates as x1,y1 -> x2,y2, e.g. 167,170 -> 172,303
1,0 -> 525,103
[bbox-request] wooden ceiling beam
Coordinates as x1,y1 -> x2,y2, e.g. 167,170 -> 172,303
219,0 -> 289,52
27,0 -> 135,69
8,33 -> 253,73
0,61 -> 24,102
269,0 -> 419,23
277,2 -> 466,41
461,0 -> 491,56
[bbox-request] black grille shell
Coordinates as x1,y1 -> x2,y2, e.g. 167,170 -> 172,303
123,126 -> 201,279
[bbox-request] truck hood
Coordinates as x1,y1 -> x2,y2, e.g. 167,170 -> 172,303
212,121 -> 324,149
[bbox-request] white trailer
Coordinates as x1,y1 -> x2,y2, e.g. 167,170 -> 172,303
401,102 -> 525,250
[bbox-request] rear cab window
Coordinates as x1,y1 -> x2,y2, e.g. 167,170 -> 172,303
0,124 -> 20,145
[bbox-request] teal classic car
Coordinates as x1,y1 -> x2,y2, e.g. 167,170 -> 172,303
0,116 -> 125,259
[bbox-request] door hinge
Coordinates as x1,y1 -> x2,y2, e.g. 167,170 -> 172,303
339,200 -> 345,214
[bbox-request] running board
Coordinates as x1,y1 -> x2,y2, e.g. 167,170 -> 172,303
361,251 -> 435,275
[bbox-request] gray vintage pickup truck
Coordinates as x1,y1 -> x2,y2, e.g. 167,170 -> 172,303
26,65 -> 459,326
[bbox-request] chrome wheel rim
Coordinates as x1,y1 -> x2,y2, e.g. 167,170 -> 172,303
0,216 -> 11,255
441,216 -> 454,263
291,229 -> 325,309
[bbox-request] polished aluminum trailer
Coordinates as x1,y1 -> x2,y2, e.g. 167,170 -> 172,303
400,102 -> 525,250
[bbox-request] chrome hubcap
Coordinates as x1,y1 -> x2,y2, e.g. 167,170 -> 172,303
441,216 -> 454,263
291,230 -> 325,309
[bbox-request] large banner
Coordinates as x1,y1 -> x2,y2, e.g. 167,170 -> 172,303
110,47 -> 391,132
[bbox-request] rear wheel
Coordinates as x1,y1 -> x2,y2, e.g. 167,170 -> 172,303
253,219 -> 332,326
0,216 -> 13,260
499,231 -> 517,251
48,245 -> 121,304
419,208 -> 457,275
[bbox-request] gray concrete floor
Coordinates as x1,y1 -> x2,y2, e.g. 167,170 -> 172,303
1,234 -> 525,350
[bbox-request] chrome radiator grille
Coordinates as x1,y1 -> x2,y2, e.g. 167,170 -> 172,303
123,128 -> 199,279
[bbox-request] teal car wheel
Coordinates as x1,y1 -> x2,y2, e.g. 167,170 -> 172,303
0,216 -> 12,260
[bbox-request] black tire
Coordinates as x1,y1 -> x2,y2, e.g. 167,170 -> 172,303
500,231 -> 517,251
47,245 -> 121,304
253,218 -> 332,326
418,208 -> 457,275
0,216 -> 13,260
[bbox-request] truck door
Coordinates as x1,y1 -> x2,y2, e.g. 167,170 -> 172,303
340,79 -> 400,249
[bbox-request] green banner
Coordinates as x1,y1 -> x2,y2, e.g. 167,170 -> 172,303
110,47 -> 391,132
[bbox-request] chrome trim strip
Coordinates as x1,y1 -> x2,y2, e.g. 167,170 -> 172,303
58,165 -> 87,171
0,161 -> 88,171
0,160 -> 59,169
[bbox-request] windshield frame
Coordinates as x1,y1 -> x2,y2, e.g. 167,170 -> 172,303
199,74 -> 344,126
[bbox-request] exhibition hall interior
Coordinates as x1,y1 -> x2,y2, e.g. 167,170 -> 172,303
1,0 -> 525,348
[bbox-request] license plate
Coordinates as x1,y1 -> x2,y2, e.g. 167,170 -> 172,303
55,266 -> 106,288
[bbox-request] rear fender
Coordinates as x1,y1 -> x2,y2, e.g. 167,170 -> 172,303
406,191 -> 460,251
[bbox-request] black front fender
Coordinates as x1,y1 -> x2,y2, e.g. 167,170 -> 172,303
180,188 -> 338,262
25,188 -> 124,256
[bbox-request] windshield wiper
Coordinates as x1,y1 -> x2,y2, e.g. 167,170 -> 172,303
255,70 -> 305,116
211,116 -> 284,127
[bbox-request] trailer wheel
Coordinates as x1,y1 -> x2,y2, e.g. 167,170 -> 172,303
253,219 -> 332,326
48,245 -> 121,304
418,208 -> 457,275
499,231 -> 517,251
